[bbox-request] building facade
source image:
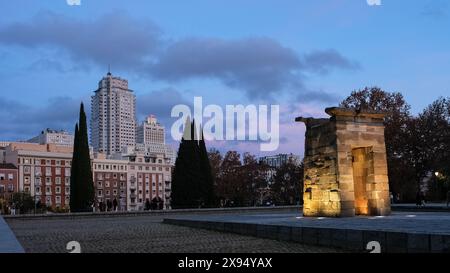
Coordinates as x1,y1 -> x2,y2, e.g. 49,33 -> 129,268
137,115 -> 165,145
28,129 -> 74,147
259,153 -> 300,168
4,143 -> 73,209
2,142 -> 172,211
92,154 -> 128,211
91,72 -> 137,155
119,147 -> 172,210
0,163 -> 18,202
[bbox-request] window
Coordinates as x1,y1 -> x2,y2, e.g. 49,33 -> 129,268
55,186 -> 61,194
7,184 -> 14,192
24,176 -> 30,184
65,187 -> 70,194
46,177 -> 51,185
55,168 -> 61,175
45,167 -> 51,176
46,187 -> 51,194
56,196 -> 61,204
35,186 -> 41,194
35,167 -> 41,175
24,186 -> 30,193
24,166 -> 31,174
65,168 -> 71,176
35,177 -> 41,185
55,177 -> 61,185
0,174 -> 4,180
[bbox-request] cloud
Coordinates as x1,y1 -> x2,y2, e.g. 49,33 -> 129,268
303,49 -> 360,74
0,11 -> 359,102
137,88 -> 190,125
0,10 -> 162,70
150,38 -> 359,99
150,37 -> 303,99
0,97 -> 82,140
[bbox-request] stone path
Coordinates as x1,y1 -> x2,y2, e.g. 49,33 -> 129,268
164,211 -> 450,252
167,211 -> 450,234
5,214 -> 343,253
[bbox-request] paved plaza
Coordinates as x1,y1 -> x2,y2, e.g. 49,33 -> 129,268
164,211 -> 450,252
4,213 -> 342,253
167,211 -> 450,234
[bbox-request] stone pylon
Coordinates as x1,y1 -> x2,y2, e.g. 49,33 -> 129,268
296,107 -> 391,217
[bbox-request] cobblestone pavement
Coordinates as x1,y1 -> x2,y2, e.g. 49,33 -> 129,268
6,215 -> 343,253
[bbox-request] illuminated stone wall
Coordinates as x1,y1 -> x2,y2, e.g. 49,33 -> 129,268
296,107 -> 391,217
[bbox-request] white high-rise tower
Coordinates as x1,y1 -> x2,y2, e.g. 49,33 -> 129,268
91,72 -> 137,155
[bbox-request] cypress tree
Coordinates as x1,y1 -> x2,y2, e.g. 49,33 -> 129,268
70,103 -> 95,212
171,117 -> 194,208
171,118 -> 215,209
70,123 -> 79,210
198,129 -> 215,207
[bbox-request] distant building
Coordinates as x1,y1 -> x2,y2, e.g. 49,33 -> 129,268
137,115 -> 165,145
28,129 -> 74,147
107,146 -> 172,210
92,154 -> 128,211
0,142 -> 12,148
3,143 -> 74,209
1,142 -> 172,211
0,163 -> 18,202
136,115 -> 175,166
91,72 -> 137,155
259,153 -> 300,168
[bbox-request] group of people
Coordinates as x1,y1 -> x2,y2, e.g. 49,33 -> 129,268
144,197 -> 164,211
97,199 -> 119,212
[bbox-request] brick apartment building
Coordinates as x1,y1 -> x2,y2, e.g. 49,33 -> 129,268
2,142 -> 172,211
0,163 -> 18,201
3,143 -> 73,208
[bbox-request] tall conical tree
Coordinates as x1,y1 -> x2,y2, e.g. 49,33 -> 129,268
70,103 -> 95,212
70,123 -> 80,210
198,128 -> 215,207
171,118 -> 199,208
171,118 -> 215,209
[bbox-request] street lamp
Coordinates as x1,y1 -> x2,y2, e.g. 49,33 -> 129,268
435,171 -> 440,177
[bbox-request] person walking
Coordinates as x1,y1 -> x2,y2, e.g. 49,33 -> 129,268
113,198 -> 118,212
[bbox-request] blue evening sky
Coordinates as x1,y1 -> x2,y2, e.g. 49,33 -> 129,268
0,0 -> 449,157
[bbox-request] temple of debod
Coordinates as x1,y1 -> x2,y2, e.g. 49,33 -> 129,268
296,107 -> 391,217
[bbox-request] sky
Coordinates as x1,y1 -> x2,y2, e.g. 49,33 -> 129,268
0,0 -> 449,158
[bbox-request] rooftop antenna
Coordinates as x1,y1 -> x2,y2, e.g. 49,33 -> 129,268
107,64 -> 111,76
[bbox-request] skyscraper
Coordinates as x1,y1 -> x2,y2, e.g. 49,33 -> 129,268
137,115 -> 165,145
91,72 -> 137,155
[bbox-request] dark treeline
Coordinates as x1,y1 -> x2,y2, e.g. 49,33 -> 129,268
171,118 -> 304,208
172,87 -> 450,208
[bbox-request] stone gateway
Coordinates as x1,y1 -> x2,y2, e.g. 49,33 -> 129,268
296,107 -> 391,217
